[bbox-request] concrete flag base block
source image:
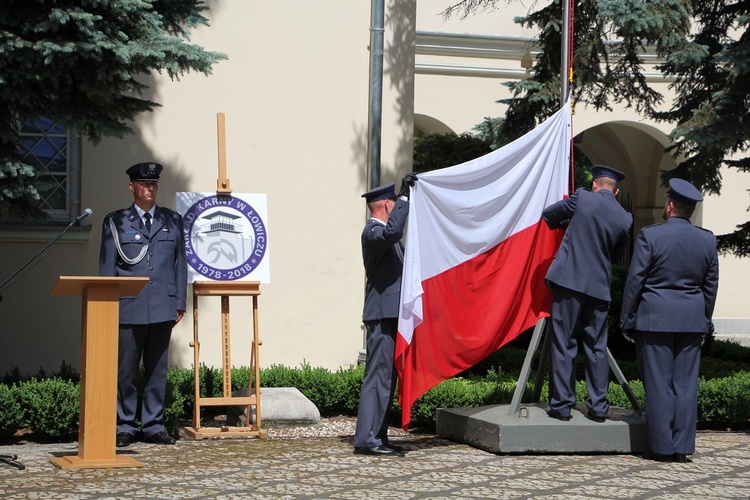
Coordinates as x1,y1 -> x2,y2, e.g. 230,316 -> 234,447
436,403 -> 647,454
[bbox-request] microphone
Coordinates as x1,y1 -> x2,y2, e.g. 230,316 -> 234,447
0,207 -> 94,299
76,208 -> 93,222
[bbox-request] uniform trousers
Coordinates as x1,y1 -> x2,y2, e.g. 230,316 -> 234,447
118,321 -> 173,438
549,285 -> 611,417
635,331 -> 702,455
354,319 -> 397,448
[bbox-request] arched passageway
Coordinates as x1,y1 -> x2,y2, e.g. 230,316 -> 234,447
575,121 -> 697,235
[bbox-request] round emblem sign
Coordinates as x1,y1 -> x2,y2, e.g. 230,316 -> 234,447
183,195 -> 267,281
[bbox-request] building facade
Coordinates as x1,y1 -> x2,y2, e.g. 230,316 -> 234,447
0,1 -> 747,376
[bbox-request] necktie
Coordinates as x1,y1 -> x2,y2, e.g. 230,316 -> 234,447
144,212 -> 152,233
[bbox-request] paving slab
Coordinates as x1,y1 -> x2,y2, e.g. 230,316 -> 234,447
1,429 -> 749,498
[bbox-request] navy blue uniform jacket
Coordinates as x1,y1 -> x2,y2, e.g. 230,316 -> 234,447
543,188 -> 632,301
99,205 -> 187,324
362,198 -> 409,322
620,217 -> 718,333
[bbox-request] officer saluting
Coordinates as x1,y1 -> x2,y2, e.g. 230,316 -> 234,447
99,162 -> 187,447
620,178 -> 719,463
354,173 -> 416,457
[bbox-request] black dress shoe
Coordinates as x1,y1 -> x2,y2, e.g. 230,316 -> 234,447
673,453 -> 692,463
116,432 -> 135,448
382,442 -> 403,453
587,411 -> 608,423
643,452 -> 673,462
354,445 -> 397,456
144,431 -> 176,445
547,410 -> 572,421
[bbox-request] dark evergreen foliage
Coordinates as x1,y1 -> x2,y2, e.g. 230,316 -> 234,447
413,132 -> 492,173
442,0 -> 750,256
0,0 -> 226,218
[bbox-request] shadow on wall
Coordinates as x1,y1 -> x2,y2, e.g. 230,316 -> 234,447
353,0 -> 418,195
0,70 -> 198,377
386,0 -> 418,181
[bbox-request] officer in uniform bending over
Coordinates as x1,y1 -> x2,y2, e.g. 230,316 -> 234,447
620,178 -> 718,463
354,173 -> 416,457
99,162 -> 187,447
542,165 -> 633,423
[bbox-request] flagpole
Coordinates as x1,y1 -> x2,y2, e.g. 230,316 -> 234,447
367,0 -> 385,189
561,0 -> 571,106
561,0 -> 575,192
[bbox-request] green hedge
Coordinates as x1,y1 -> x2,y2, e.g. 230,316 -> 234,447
1,351 -> 749,442
16,378 -> 80,441
698,371 -> 750,429
0,384 -> 23,439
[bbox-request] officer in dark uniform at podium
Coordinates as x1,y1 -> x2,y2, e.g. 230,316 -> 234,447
99,162 -> 187,447
620,178 -> 718,463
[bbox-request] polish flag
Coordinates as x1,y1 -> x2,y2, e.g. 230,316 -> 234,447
396,101 -> 571,429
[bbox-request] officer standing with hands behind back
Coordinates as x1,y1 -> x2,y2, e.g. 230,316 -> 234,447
99,162 -> 187,447
620,178 -> 718,463
354,172 -> 417,457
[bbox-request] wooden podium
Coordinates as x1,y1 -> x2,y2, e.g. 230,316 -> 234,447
49,276 -> 148,469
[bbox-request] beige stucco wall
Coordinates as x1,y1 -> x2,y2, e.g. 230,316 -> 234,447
0,1 -> 418,374
1,1 -> 748,376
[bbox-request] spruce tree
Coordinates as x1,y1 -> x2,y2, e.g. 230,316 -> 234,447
0,0 -> 225,219
443,0 -> 750,256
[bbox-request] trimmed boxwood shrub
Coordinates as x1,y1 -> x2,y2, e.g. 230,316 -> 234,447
331,365 -> 365,414
164,369 -> 189,435
697,371 -> 750,429
16,378 -> 79,441
404,378 -> 517,428
0,384 -> 23,439
2,342 -> 749,442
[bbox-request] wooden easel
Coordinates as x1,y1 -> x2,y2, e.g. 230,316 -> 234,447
182,113 -> 267,440
215,112 -> 232,196
184,281 -> 266,439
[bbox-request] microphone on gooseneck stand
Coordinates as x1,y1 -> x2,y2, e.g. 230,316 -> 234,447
76,208 -> 93,222
0,208 -> 94,302
0,207 -> 92,469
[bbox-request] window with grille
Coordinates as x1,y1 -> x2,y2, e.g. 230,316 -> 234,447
18,117 -> 80,221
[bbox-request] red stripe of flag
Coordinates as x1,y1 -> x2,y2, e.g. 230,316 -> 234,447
395,219 -> 562,429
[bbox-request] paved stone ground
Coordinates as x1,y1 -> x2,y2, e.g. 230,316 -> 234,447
1,425 -> 749,498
